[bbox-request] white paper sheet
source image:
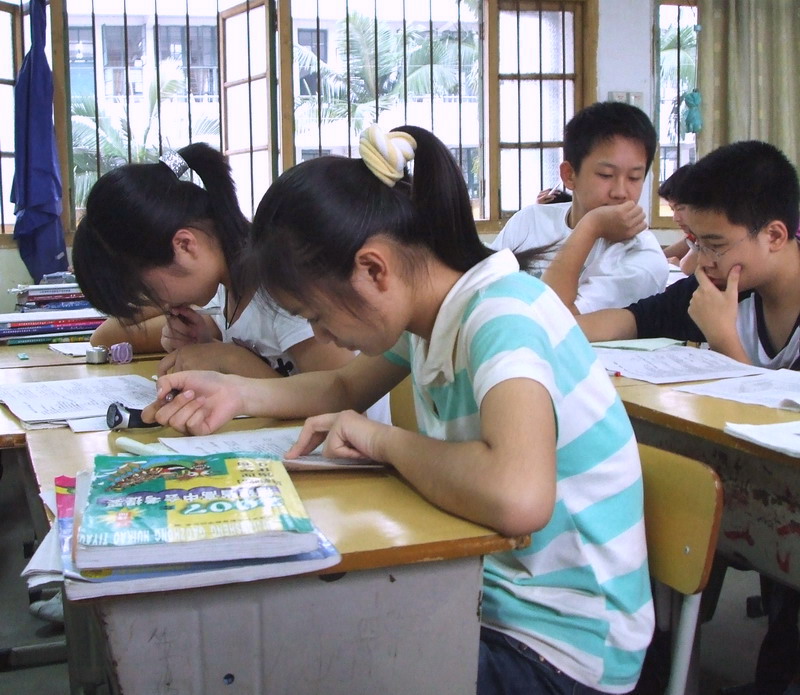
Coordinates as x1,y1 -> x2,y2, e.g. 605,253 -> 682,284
0,374 -> 156,424
591,338 -> 684,351
593,345 -> 766,384
724,421 -> 800,457
158,427 -> 382,470
675,370 -> 800,410
49,342 -> 93,357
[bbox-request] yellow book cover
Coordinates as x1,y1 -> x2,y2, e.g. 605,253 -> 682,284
74,452 -> 319,570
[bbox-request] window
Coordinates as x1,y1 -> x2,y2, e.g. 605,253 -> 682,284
287,1 -> 485,216
494,2 -> 582,217
102,24 -> 146,98
158,25 -> 219,98
3,0 -> 591,241
297,27 -> 327,96
66,2 -> 222,218
0,1 -> 21,239
651,1 -> 698,227
220,0 -> 272,218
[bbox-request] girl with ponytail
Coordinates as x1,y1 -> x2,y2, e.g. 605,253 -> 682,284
146,125 -> 654,694
72,143 -> 356,379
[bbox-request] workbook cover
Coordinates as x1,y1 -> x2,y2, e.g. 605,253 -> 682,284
52,474 -> 340,600
74,453 -> 320,570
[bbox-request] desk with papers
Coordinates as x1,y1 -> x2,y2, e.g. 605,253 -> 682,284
23,424 -> 523,695
615,378 -> 800,591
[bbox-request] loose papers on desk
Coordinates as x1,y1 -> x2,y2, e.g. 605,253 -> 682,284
124,425 -> 382,471
724,421 -> 800,458
593,345 -> 765,384
675,369 -> 800,411
0,374 -> 156,428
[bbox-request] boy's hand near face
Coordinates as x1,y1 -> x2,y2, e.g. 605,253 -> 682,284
577,200 -> 648,243
689,265 -> 750,363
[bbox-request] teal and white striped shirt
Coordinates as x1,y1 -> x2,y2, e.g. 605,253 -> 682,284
384,249 -> 654,692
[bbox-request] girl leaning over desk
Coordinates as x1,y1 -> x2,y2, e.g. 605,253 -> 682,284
145,125 -> 655,695
71,143 -> 359,382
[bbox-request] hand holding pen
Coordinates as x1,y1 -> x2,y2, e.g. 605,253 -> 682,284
161,305 -> 220,352
142,370 -> 246,436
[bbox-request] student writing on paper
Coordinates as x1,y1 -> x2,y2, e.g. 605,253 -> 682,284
71,143 -> 356,381
578,140 -> 800,695
145,125 -> 654,695
490,101 -> 669,315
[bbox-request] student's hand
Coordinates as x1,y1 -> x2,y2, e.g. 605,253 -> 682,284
142,370 -> 246,435
581,201 -> 647,243
285,410 -> 384,462
688,264 -> 742,351
157,342 -> 280,378
161,307 -> 215,352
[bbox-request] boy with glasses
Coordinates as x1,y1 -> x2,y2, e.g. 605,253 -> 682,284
577,139 -> 800,373
578,139 -> 800,695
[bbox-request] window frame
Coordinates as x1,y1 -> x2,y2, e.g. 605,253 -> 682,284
650,0 -> 698,230
0,1 -> 23,245
3,0 -> 597,245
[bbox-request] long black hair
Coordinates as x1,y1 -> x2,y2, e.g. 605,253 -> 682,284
72,143 -> 249,319
248,125 -> 492,308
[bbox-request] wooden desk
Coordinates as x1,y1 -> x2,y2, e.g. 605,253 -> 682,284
0,343 -> 163,369
0,359 -> 162,449
616,380 -> 800,590
25,425 -> 523,694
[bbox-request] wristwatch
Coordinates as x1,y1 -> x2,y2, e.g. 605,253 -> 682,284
106,402 -> 160,430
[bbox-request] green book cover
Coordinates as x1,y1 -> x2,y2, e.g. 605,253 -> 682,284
75,452 -> 317,569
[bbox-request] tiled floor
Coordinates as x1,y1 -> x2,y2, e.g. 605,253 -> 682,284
0,452 -> 771,695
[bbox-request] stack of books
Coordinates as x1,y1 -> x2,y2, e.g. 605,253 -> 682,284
9,282 -> 92,312
52,452 -> 340,599
0,307 -> 105,345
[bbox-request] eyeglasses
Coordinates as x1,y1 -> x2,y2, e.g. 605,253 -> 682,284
685,234 -> 750,260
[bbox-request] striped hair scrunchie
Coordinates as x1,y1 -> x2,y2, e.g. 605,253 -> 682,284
359,125 -> 417,187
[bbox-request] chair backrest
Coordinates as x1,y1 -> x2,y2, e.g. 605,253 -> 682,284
639,443 -> 723,595
390,376 -> 417,432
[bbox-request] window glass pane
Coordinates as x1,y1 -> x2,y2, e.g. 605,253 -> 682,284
0,12 -> 13,81
0,84 -> 14,152
225,82 -> 252,150
249,78 -> 269,148
657,3 -> 698,185
290,0 -> 482,211
228,149 -> 269,219
1,156 -> 14,227
66,0 -> 220,215
224,13 -> 249,82
500,148 -> 522,212
248,5 -> 267,76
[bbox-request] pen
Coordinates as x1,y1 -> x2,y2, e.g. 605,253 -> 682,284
546,181 -> 562,196
164,388 -> 181,403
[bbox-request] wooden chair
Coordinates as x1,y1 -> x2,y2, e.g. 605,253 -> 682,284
389,376 -> 417,432
639,443 -> 723,695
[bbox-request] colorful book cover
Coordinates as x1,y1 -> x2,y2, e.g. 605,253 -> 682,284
75,453 -> 320,569
55,474 -> 341,600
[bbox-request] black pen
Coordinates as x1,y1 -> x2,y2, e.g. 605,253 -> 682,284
164,388 -> 181,403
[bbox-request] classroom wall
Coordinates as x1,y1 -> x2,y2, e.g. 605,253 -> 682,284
0,0 -> 657,307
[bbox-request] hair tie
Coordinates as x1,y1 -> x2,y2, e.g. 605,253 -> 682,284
359,125 -> 416,187
160,150 -> 189,179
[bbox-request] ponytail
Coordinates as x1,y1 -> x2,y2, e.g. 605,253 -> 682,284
73,143 -> 249,319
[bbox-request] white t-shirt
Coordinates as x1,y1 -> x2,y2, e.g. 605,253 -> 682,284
211,288 -> 311,376
489,202 -> 669,313
211,287 -> 392,423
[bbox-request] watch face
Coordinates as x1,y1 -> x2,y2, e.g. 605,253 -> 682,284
106,403 -> 127,430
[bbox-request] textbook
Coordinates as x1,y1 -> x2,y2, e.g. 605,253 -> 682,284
74,453 -> 321,570
47,474 -> 341,600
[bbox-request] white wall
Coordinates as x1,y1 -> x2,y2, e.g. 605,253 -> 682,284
0,250 -> 36,312
0,1 -> 659,288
